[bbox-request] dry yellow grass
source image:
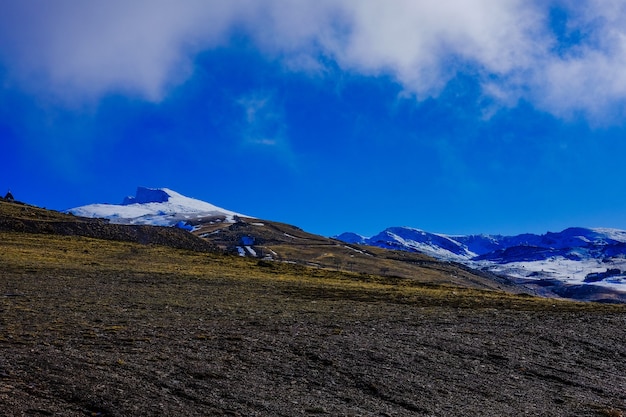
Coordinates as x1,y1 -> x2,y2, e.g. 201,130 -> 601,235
1,231 -> 620,313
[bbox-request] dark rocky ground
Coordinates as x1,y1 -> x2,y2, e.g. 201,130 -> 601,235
0,199 -> 625,416
1,268 -> 625,417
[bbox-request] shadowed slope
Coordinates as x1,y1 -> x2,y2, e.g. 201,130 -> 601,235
0,199 -> 217,252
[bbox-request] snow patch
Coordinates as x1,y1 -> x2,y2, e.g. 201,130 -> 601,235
344,245 -> 366,255
477,257 -> 626,292
68,187 -> 251,227
245,246 -> 257,257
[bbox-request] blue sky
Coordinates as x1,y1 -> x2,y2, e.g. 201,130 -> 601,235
2,1 -> 626,237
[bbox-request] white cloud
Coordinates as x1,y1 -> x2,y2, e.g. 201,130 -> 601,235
237,92 -> 286,148
3,0 -> 626,120
0,0 -> 250,101
323,0 -> 544,98
529,0 -> 626,120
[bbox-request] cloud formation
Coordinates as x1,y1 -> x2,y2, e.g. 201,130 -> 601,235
2,1 -> 626,119
0,0 -> 247,101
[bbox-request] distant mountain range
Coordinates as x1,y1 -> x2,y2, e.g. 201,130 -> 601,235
68,187 -> 626,301
335,227 -> 626,295
336,227 -> 626,261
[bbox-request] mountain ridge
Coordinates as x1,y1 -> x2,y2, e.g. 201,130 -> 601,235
65,187 -> 524,293
66,187 -> 626,301
335,226 -> 626,300
338,226 -> 626,258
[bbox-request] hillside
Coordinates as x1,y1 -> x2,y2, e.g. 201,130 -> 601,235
67,187 -> 626,302
190,216 -> 521,293
0,198 -> 217,252
1,199 -> 626,415
67,188 -> 523,292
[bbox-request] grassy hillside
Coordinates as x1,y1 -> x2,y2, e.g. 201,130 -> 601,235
0,198 -> 521,292
0,231 -> 578,309
193,216 -> 522,292
1,200 -> 626,415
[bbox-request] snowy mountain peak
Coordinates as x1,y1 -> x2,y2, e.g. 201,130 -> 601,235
363,227 -> 477,260
68,187 -> 249,227
122,187 -> 172,205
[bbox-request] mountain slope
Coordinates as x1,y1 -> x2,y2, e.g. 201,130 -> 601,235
0,198 -> 217,252
189,216 -> 521,292
4,191 -> 521,293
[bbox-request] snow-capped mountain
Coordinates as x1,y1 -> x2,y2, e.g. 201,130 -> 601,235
68,187 -> 249,228
368,227 -> 477,260
335,226 -> 626,296
68,188 -> 626,300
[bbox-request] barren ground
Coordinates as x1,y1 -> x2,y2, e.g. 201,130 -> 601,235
1,232 -> 625,416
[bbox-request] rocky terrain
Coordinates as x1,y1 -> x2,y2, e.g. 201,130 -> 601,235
1,199 -> 625,416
